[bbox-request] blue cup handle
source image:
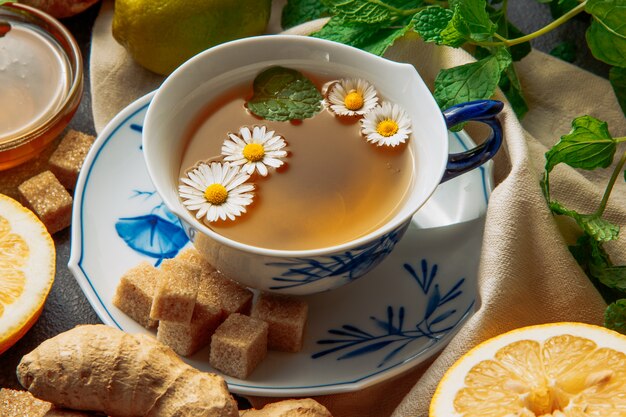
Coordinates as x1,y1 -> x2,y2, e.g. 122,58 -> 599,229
440,100 -> 504,183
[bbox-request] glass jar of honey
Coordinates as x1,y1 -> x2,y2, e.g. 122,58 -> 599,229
0,3 -> 83,170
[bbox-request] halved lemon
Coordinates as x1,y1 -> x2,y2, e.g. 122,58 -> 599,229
0,194 -> 55,354
430,322 -> 626,417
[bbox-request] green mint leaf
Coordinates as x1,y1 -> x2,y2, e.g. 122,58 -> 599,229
550,201 -> 620,242
247,66 -> 323,122
499,64 -> 529,118
439,19 -> 467,48
282,0 -> 330,29
550,41 -> 577,62
545,115 -> 617,173
434,47 -> 511,109
569,235 -> 626,304
313,15 -> 411,56
597,266 -> 626,291
313,16 -> 374,45
609,66 -> 626,116
363,17 -> 414,56
413,6 -> 454,44
321,0 -> 421,24
606,299 -> 626,335
585,0 -> 626,67
443,0 -> 497,43
577,214 -> 620,242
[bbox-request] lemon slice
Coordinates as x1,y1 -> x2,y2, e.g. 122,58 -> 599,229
430,322 -> 626,417
0,194 -> 55,354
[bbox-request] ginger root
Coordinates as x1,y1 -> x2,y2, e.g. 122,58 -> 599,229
17,324 -> 238,417
240,399 -> 333,417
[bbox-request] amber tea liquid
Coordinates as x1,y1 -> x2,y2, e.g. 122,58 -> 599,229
180,80 -> 414,251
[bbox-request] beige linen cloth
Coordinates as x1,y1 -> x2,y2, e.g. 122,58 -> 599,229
91,1 -> 626,415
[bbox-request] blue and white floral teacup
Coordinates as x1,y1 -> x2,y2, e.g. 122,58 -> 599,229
143,35 -> 502,295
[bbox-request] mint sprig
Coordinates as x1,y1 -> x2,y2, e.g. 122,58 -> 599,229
283,0 -> 626,119
247,66 -> 323,122
543,116 -> 626,334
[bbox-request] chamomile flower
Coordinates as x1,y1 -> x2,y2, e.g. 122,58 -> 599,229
179,162 -> 254,222
360,101 -> 412,147
221,126 -> 287,177
324,78 -> 379,116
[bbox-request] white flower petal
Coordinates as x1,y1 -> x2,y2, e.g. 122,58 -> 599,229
256,162 -> 268,177
179,161 -> 255,222
240,126 -> 252,142
263,157 -> 284,168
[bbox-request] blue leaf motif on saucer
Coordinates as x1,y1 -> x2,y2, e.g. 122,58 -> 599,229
115,188 -> 188,266
267,223 -> 409,290
312,259 -> 473,367
113,122 -> 188,265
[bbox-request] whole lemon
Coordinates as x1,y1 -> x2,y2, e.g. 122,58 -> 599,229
112,0 -> 272,75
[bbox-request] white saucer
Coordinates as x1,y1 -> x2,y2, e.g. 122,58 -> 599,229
69,91 -> 492,397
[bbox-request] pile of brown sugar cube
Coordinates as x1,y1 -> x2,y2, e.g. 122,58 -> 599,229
17,130 -> 95,234
113,247 -> 309,379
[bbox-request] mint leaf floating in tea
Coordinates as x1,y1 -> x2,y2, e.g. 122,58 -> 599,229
221,126 -> 288,177
179,162 -> 255,223
360,101 -> 412,147
247,66 -> 323,122
324,78 -> 379,116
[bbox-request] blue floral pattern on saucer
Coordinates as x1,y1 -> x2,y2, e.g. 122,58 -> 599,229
115,189 -> 188,266
313,259 -> 472,367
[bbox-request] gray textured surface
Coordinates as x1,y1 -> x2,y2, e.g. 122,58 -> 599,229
0,0 -> 611,390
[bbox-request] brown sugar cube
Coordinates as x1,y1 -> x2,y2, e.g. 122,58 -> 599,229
251,293 -> 308,353
0,388 -> 94,417
210,313 -> 268,379
174,246 -> 252,316
18,170 -> 72,234
0,388 -> 52,417
175,246 -> 217,275
112,261 -> 160,329
174,247 -> 224,321
157,307 -> 223,356
48,129 -> 96,189
150,257 -> 200,323
201,270 -> 253,316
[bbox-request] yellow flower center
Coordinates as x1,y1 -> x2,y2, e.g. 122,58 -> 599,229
376,119 -> 399,137
243,143 -> 265,162
344,91 -> 364,111
204,183 -> 228,205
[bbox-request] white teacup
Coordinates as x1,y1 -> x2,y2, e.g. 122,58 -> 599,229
143,35 -> 502,295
